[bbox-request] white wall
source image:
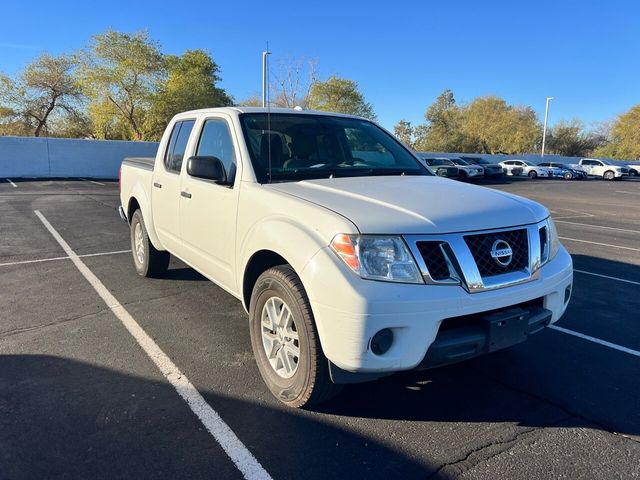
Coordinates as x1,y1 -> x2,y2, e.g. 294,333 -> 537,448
0,136 -> 159,178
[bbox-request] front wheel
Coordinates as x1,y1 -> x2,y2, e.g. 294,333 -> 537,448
603,170 -> 615,181
249,265 -> 341,408
630,169 -> 638,177
563,171 -> 573,180
130,209 -> 170,277
528,170 -> 538,179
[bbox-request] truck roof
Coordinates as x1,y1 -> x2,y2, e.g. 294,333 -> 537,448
174,106 -> 366,120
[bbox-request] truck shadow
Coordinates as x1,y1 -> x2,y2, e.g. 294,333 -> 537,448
0,354 -> 434,480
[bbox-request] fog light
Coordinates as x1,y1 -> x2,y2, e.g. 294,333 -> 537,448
370,328 -> 394,355
564,284 -> 572,303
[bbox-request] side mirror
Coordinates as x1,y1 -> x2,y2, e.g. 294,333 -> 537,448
186,156 -> 227,183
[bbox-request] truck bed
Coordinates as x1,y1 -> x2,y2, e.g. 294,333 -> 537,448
122,157 -> 155,171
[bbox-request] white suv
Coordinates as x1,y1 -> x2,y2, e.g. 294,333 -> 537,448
500,160 -> 553,178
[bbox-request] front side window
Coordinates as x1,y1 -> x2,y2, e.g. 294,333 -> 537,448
239,113 -> 429,183
164,120 -> 195,172
196,118 -> 237,184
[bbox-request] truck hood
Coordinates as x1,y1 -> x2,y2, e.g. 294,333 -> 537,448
268,176 -> 548,234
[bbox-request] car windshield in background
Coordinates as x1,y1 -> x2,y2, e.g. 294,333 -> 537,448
466,158 -> 488,164
239,113 -> 430,182
449,158 -> 470,166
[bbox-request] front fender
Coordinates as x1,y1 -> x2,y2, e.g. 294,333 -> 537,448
237,216 -> 330,304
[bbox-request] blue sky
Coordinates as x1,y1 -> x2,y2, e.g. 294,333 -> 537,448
1,0 -> 638,131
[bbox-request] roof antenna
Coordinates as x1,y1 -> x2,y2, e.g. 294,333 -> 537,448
262,44 -> 272,183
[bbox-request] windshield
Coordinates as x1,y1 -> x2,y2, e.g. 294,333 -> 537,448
523,161 -> 536,166
449,158 -> 470,166
466,157 -> 487,164
239,113 -> 430,182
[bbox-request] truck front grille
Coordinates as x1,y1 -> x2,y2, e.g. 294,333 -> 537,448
463,228 -> 528,278
416,241 -> 450,280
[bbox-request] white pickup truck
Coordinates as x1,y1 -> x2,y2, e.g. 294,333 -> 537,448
571,158 -> 629,180
119,107 -> 573,407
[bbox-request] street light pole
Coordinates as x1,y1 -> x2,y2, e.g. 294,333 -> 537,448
262,50 -> 271,107
541,96 -> 554,159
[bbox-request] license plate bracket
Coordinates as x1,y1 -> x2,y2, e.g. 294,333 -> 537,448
484,308 -> 530,352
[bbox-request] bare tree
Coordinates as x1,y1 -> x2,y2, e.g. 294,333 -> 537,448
270,56 -> 318,108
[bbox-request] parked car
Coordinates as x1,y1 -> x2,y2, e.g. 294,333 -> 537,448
499,160 -> 553,178
119,107 -> 573,408
459,156 -> 504,178
418,156 -> 460,178
571,158 -> 629,180
624,163 -> 639,177
538,162 -> 587,180
448,157 -> 485,180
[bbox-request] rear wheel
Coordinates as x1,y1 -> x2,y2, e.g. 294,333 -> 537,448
603,170 -> 615,181
528,170 -> 538,179
249,265 -> 341,408
130,209 -> 170,277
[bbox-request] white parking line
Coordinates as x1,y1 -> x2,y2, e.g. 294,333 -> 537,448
616,190 -> 640,196
555,220 -> 640,234
559,236 -> 640,252
6,179 -> 17,187
0,249 -> 131,267
34,210 -> 271,480
575,269 -> 640,286
78,178 -> 106,186
549,325 -> 640,358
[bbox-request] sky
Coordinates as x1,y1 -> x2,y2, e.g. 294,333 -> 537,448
1,0 -> 638,131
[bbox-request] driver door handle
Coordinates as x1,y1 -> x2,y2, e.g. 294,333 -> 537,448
180,191 -> 192,199
153,182 -> 162,189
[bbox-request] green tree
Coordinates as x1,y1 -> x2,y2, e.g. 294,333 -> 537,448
593,105 -> 640,160
393,119 -> 414,147
413,89 -> 468,152
307,76 -> 376,120
461,96 -> 539,154
546,119 -> 607,157
0,54 -> 82,136
145,49 -> 232,139
79,29 -> 164,140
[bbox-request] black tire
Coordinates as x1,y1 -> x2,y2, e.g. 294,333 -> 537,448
563,171 -> 573,180
528,170 -> 538,179
130,209 -> 170,277
249,265 -> 341,408
603,170 -> 615,181
630,169 -> 638,177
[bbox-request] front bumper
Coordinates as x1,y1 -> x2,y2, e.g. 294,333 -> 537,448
301,245 -> 573,375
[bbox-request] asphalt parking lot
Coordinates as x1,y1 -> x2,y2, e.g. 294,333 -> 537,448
1,176 -> 639,479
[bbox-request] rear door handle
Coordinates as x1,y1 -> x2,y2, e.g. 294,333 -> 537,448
181,191 -> 192,199
153,182 -> 162,189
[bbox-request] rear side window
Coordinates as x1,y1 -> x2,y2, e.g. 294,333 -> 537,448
196,119 -> 237,183
164,120 -> 195,172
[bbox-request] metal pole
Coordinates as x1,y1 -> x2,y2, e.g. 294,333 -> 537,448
541,96 -> 553,159
262,51 -> 270,107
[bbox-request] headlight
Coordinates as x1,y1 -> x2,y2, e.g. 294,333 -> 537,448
547,217 -> 561,261
330,234 -> 423,284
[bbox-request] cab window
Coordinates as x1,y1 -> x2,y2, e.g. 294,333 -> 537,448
195,118 -> 237,185
164,120 -> 195,173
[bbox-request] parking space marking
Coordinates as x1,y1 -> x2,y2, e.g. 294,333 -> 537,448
6,179 -> 17,187
550,325 -> 640,358
555,220 -> 640,234
616,190 -> 640,196
79,178 -> 106,186
574,269 -> 640,286
34,210 -> 272,480
559,236 -> 640,252
0,249 -> 131,267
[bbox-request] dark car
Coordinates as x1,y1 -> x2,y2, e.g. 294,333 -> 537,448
459,156 -> 504,178
418,156 -> 460,178
538,162 -> 587,180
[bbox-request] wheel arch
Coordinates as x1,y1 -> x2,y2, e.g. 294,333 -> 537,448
125,186 -> 164,250
242,250 -> 291,312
